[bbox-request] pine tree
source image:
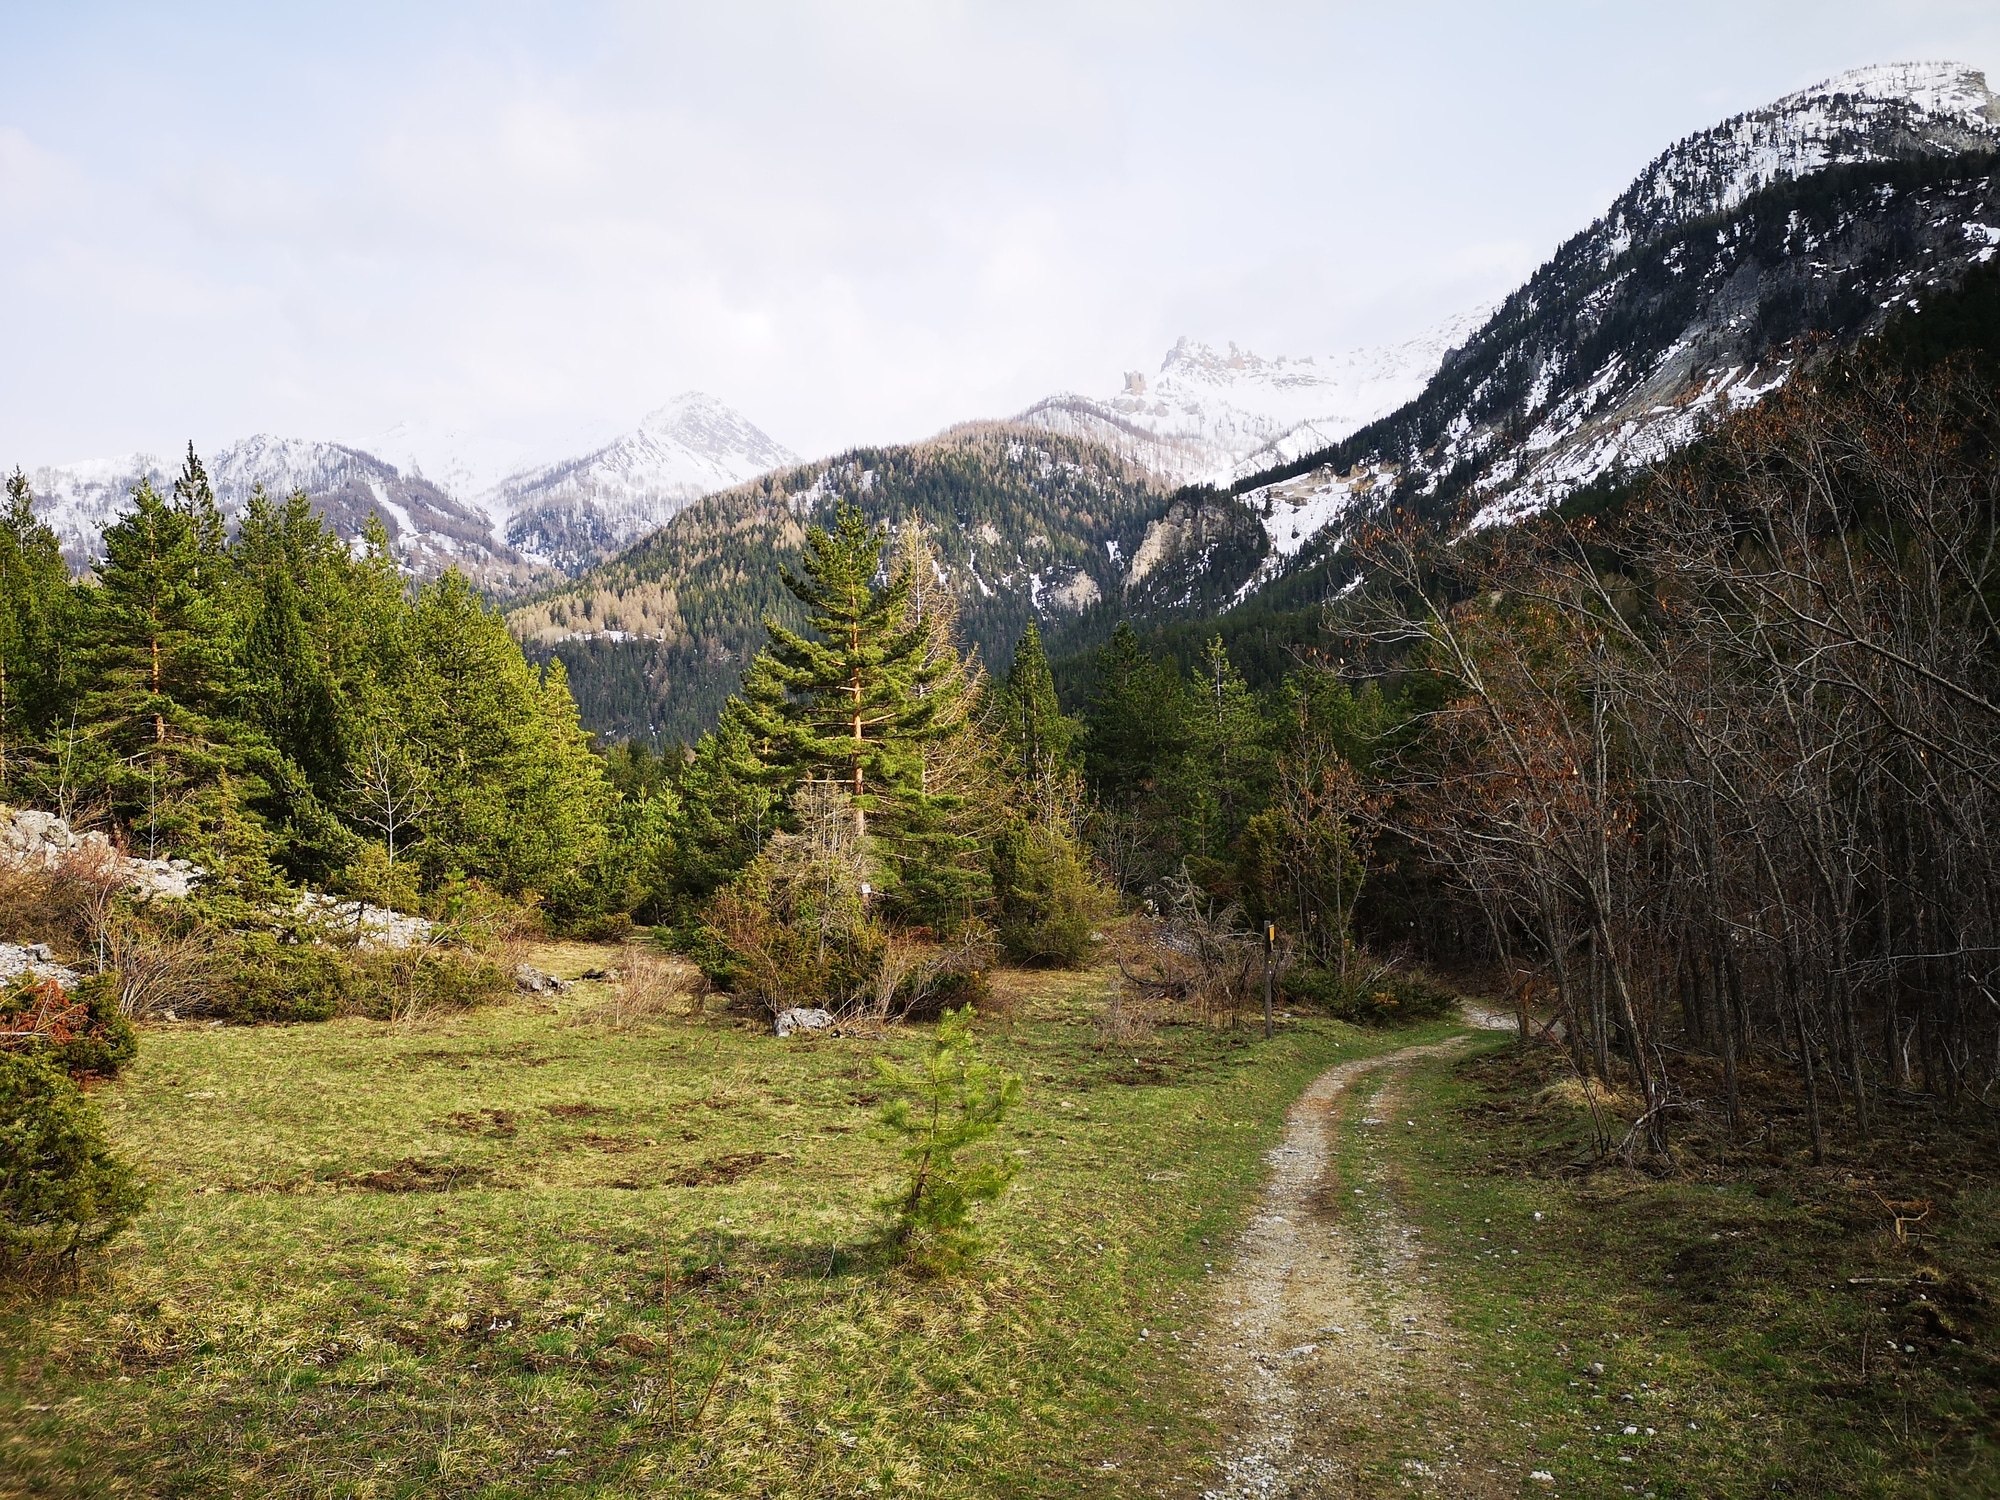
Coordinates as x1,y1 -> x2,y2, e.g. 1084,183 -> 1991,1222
0,471 -> 74,792
499,655 -> 614,893
1171,634 -> 1268,870
83,476 -> 255,861
1083,623 -> 1186,810
737,503 -> 963,826
172,442 -> 227,559
648,704 -> 777,918
235,489 -> 346,796
994,619 -> 1081,800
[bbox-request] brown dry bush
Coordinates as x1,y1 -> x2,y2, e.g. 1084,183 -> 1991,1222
101,918 -> 214,1020
1114,873 -> 1260,1028
0,842 -> 124,958
863,924 -> 995,1023
577,943 -> 700,1030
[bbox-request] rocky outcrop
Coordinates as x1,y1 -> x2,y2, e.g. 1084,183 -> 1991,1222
513,964 -> 571,995
2,807 -> 437,950
774,1006 -> 834,1037
293,891 -> 437,949
0,942 -> 83,992
1,807 -> 202,899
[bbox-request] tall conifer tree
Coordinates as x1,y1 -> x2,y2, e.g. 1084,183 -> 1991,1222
737,504 -> 964,825
0,470 -> 73,791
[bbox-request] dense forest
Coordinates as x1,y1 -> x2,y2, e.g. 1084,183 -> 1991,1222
0,455 -> 608,906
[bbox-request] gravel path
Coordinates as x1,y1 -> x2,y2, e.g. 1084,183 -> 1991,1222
1194,1012 -> 1512,1498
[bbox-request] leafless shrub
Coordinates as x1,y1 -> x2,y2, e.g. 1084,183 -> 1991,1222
0,841 -> 125,957
102,918 -> 214,1019
579,943 -> 699,1030
863,923 -> 996,1023
1093,988 -> 1156,1045
1115,871 -> 1258,1027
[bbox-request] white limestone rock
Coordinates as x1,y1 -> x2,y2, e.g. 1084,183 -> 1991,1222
773,1007 -> 834,1037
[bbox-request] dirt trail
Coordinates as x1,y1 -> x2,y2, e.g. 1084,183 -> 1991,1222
1193,1022 -> 1507,1498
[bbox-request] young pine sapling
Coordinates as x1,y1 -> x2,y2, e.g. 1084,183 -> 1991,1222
876,1006 -> 1022,1272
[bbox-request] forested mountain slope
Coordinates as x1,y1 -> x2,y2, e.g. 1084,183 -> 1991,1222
1083,62 -> 2000,632
506,424 -> 1166,744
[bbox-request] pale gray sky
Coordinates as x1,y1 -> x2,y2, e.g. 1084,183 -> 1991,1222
4,1 -> 1997,478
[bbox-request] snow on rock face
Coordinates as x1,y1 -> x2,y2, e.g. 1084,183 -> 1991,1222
486,392 -> 798,572
1211,60 -> 2000,599
24,436 -> 530,585
18,393 -> 794,587
1597,62 -> 2000,262
1017,308 -> 1491,486
23,453 -> 171,572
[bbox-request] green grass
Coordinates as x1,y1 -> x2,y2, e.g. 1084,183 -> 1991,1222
1371,1039 -> 2000,1498
0,955 -> 1449,1498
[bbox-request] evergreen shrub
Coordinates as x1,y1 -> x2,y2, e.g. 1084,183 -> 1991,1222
0,974 -> 138,1079
876,1007 -> 1022,1274
992,822 -> 1113,968
204,933 -> 349,1023
1283,963 -> 1457,1026
0,1051 -> 147,1278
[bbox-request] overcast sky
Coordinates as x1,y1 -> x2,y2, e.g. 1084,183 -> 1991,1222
4,1 -> 1998,482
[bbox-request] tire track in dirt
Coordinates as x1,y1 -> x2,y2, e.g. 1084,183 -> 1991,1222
1192,1030 -> 1505,1499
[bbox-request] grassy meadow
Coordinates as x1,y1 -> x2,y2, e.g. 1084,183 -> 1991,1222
0,947 -> 1449,1499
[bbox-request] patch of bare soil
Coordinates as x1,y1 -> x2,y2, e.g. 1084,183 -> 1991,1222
664,1151 -> 773,1187
1193,1038 -> 1502,1499
340,1158 -> 498,1193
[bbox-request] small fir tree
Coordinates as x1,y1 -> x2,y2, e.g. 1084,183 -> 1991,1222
876,1006 -> 1022,1273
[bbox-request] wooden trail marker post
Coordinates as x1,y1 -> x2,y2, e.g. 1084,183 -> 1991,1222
1263,922 -> 1275,1039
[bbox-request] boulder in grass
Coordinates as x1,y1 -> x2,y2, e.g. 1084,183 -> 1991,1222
773,1007 -> 834,1037
513,964 -> 569,995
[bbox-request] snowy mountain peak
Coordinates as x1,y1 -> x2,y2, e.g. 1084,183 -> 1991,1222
1597,61 -> 2000,263
22,434 -> 516,580
1189,60 -> 2000,607
485,393 -> 799,573
208,434 -> 396,495
630,391 -> 797,471
1810,61 -> 1997,122
1018,308 -> 1492,485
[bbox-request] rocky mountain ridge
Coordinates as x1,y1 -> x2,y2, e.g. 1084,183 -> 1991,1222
18,392 -> 795,588
1107,61 -> 2000,619
481,393 -> 799,573
1016,309 -> 1489,486
508,422 -> 1169,743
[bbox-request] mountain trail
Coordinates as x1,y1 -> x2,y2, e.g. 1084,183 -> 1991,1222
1193,1013 -> 1512,1498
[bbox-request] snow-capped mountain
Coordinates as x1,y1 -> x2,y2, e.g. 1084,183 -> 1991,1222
1017,309 -> 1489,486
18,391 -> 794,586
1123,62 -> 2000,612
1596,60 -> 1999,259
481,393 -> 799,573
24,438 -> 534,583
